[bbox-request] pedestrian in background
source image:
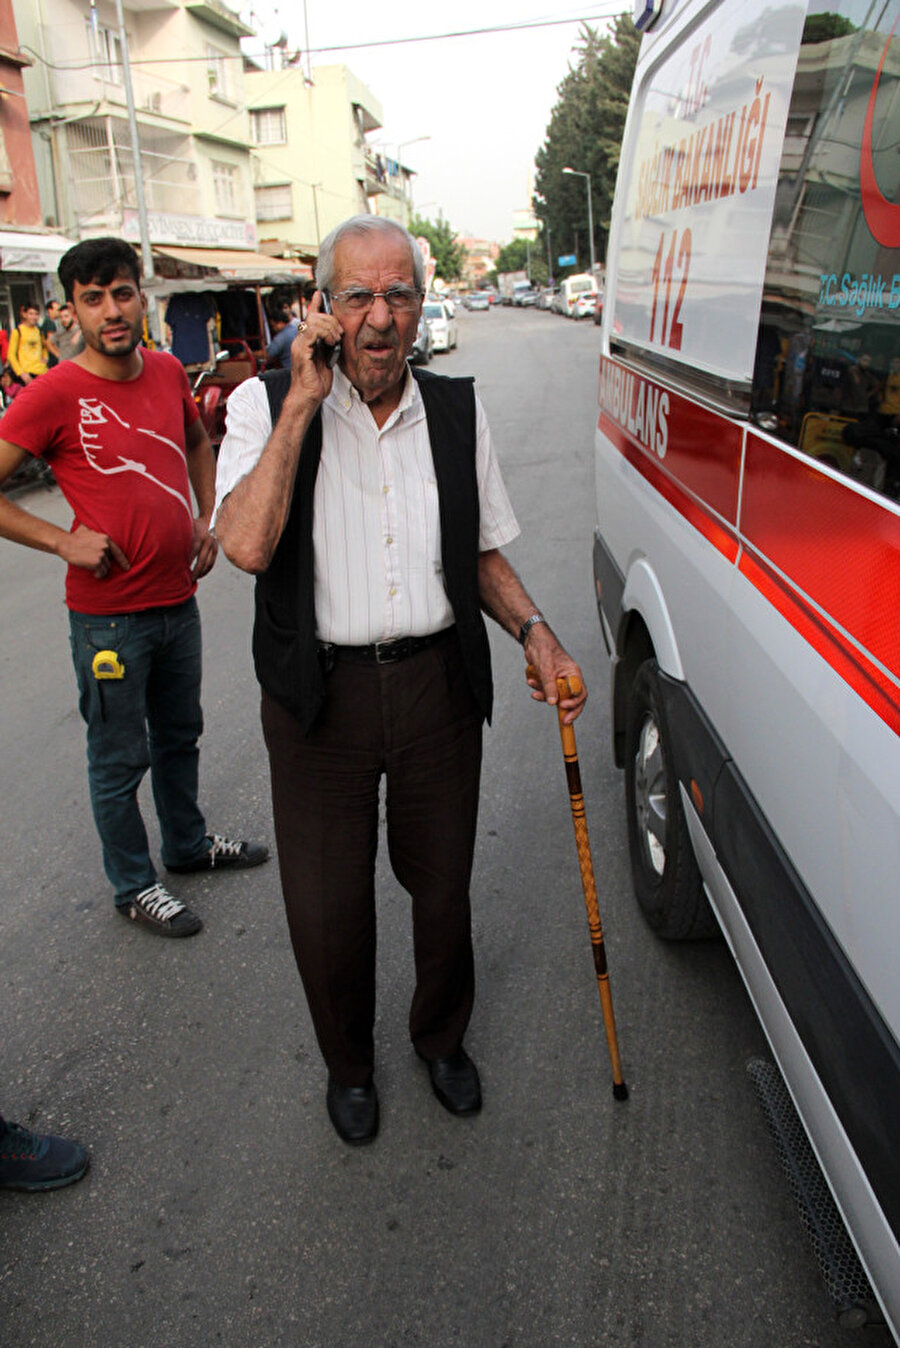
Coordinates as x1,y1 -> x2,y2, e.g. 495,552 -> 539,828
7,303 -> 48,384
41,298 -> 61,367
55,302 -> 84,362
264,300 -> 299,370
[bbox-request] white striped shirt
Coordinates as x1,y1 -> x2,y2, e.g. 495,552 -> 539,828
214,366 -> 520,645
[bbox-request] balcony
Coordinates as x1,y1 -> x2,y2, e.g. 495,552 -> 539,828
49,63 -> 192,125
64,116 -> 202,230
363,149 -> 410,204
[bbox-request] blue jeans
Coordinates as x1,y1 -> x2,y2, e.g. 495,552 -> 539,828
69,597 -> 209,906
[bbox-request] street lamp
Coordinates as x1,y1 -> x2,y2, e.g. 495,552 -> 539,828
395,137 -> 430,219
562,166 -> 595,278
398,135 -> 431,164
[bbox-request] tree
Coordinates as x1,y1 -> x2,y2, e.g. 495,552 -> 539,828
408,214 -> 467,282
534,15 -> 640,277
490,238 -> 548,287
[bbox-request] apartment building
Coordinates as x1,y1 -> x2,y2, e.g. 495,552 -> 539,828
14,0 -> 259,257
246,61 -> 415,259
0,0 -> 77,328
460,237 -> 500,289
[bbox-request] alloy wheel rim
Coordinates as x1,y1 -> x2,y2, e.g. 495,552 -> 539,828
634,713 -> 667,876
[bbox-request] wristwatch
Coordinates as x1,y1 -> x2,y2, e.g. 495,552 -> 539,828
518,614 -> 547,645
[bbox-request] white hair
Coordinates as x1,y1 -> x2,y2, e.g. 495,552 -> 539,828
316,215 -> 425,293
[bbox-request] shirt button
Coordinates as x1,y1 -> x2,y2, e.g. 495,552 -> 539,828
383,485 -> 390,494
389,586 -> 397,596
386,535 -> 393,545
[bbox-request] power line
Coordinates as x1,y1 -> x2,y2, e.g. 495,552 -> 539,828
273,9 -> 622,56
20,9 -> 621,70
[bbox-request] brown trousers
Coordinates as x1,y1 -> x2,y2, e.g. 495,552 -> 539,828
261,631 -> 483,1086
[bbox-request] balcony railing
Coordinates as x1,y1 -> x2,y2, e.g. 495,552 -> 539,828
65,116 -> 201,225
362,150 -> 410,203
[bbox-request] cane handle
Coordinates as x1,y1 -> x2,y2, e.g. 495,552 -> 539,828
524,664 -> 583,701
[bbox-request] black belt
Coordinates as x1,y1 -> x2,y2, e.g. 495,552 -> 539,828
318,626 -> 455,666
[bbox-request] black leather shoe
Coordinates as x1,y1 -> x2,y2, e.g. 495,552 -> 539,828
426,1048 -> 482,1115
326,1077 -> 379,1145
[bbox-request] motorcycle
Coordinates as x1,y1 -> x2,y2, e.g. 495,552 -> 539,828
192,340 -> 258,450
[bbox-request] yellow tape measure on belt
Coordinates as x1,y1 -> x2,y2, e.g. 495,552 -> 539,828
92,649 -> 125,680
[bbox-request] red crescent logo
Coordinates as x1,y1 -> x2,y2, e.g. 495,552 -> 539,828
860,24 -> 900,247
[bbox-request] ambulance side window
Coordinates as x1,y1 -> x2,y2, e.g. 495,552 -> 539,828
751,5 -> 900,501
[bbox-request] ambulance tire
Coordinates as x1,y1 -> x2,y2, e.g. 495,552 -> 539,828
624,659 -> 718,940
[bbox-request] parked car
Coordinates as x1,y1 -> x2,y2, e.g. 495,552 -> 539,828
408,315 -> 433,364
423,300 -> 458,352
513,286 -> 539,307
593,291 -> 604,326
572,291 -> 598,319
465,291 -> 490,311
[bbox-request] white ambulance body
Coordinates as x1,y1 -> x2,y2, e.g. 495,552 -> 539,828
595,0 -> 899,1332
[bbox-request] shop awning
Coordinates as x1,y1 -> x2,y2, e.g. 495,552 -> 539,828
151,245 -> 313,284
0,229 -> 78,273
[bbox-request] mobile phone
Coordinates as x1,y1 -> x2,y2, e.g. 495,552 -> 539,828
318,293 -> 341,369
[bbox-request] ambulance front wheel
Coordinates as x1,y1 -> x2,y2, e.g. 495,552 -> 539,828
624,659 -> 717,940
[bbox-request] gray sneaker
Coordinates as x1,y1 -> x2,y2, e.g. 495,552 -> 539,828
119,883 -> 202,937
0,1117 -> 89,1191
166,834 -> 269,874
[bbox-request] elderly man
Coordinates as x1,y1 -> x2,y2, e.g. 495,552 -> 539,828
214,215 -> 585,1144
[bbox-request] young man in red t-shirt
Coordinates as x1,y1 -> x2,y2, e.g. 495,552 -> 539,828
0,237 -> 267,937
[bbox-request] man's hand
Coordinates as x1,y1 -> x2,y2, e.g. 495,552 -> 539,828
288,290 -> 344,403
191,516 -> 218,578
523,626 -> 588,724
59,524 -> 130,578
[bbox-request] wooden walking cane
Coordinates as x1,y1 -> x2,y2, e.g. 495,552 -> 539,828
529,666 -> 629,1101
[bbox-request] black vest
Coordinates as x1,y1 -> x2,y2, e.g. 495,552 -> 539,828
252,366 -> 493,735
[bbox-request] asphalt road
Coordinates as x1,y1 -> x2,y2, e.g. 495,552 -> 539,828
1,307 -> 892,1348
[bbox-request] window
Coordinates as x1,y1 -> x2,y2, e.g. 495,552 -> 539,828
87,20 -> 123,85
254,183 -> 292,221
251,108 -> 287,146
206,44 -> 233,102
212,160 -> 241,214
751,5 -> 900,501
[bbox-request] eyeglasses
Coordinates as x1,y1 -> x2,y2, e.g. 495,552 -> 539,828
328,286 -> 422,313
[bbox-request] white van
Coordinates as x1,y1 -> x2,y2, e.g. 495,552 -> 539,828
595,0 -> 899,1334
559,272 -> 598,316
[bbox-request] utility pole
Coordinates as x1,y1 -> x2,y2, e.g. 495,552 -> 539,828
562,167 -> 596,278
114,0 -> 159,338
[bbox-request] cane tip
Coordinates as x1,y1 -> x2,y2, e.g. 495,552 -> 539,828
613,1081 -> 629,1102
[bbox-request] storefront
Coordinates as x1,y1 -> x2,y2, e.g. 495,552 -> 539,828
0,228 -> 78,332
148,245 -> 314,370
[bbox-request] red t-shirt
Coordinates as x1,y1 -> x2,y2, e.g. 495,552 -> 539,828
0,350 -> 201,614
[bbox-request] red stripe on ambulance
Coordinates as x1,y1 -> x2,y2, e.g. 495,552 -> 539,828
598,355 -> 900,735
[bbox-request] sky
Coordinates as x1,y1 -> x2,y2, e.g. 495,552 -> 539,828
239,2 -> 625,244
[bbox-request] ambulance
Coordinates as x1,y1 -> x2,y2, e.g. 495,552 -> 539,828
594,0 -> 899,1333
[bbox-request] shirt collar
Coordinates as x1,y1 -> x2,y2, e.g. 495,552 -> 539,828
329,363 -> 421,423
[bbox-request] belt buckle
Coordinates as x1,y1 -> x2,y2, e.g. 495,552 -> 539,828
374,639 -> 402,664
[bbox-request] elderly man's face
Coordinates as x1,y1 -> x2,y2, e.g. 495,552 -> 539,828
330,231 -> 421,406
